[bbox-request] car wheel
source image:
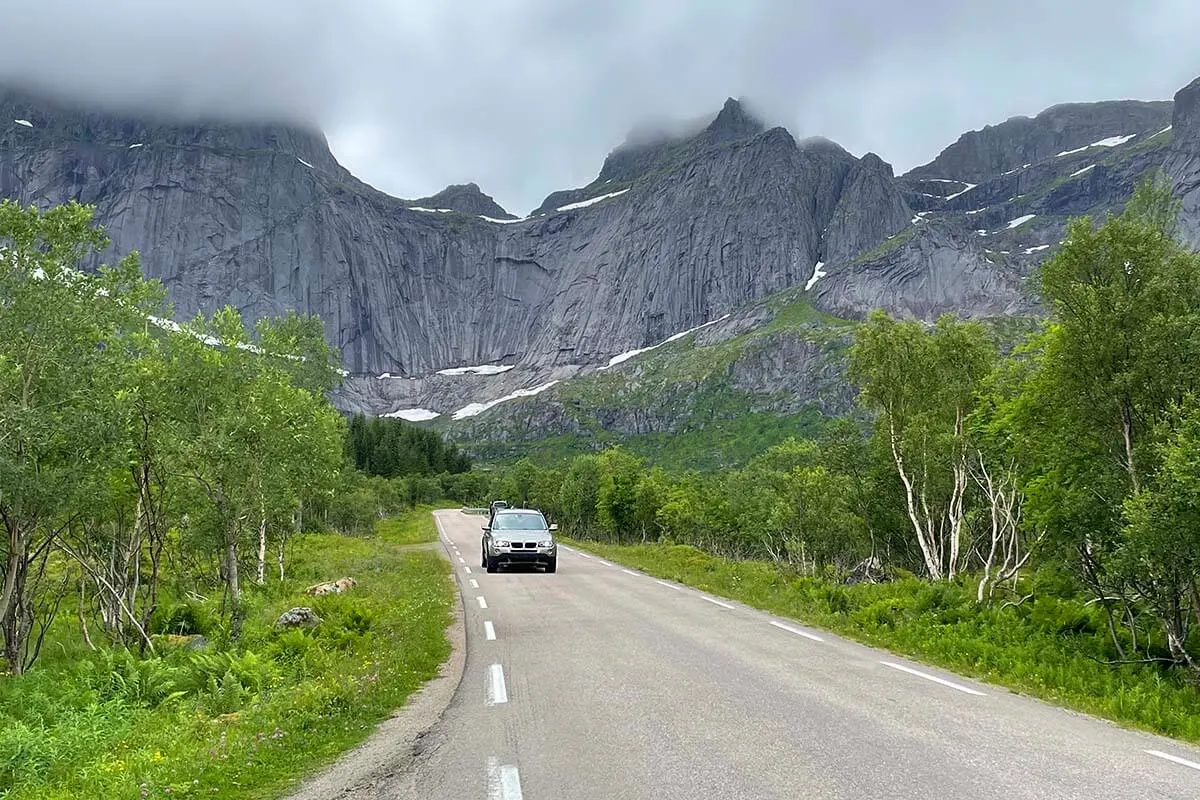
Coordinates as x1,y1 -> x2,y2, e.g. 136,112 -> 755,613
481,545 -> 487,569
486,555 -> 498,574
545,556 -> 557,574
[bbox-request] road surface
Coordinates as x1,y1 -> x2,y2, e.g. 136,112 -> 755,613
382,510 -> 1200,799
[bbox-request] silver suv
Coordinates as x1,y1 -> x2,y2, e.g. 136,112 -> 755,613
481,508 -> 558,573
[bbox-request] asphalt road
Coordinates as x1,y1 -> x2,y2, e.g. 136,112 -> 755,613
383,510 -> 1200,799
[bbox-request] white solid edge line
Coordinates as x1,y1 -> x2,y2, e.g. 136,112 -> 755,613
478,596 -> 488,609
880,661 -> 986,696
655,580 -> 684,592
484,620 -> 497,640
621,569 -> 638,576
598,559 -> 614,566
1146,749 -> 1200,771
469,579 -> 480,589
487,663 -> 508,705
488,757 -> 523,800
577,553 -> 593,560
700,595 -> 735,610
769,620 -> 825,642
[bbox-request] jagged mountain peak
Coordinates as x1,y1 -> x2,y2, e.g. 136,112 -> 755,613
856,152 -> 894,175
533,97 -> 773,214
702,97 -> 765,143
409,182 -> 514,219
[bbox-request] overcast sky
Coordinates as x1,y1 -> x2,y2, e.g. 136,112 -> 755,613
2,1 -> 1199,215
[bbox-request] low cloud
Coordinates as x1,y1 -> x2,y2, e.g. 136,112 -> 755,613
2,0 -> 1198,214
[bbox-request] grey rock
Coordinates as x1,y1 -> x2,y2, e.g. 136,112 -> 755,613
1,85 -> 900,393
409,182 -> 514,219
907,100 -> 1172,183
275,607 -> 322,629
823,153 -> 911,265
1165,77 -> 1200,248
812,220 -> 1033,321
184,634 -> 210,651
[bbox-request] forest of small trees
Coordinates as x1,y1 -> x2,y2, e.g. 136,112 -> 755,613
346,413 -> 471,477
0,200 -> 346,674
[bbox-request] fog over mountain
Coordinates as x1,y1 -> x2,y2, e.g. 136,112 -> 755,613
1,0 -> 1198,213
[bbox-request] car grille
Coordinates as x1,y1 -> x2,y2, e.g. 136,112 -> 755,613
513,541 -> 537,549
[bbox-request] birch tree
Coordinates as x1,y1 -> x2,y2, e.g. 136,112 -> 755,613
849,311 -> 995,579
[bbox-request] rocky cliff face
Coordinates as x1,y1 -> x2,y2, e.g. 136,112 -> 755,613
5,76 -> 1200,451
1166,77 -> 1200,248
1,89 -> 911,384
906,100 -> 1172,183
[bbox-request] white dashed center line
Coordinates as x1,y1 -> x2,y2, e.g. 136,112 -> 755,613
880,661 -> 986,696
577,553 -> 593,560
478,596 -> 488,609
464,566 -> 472,574
656,580 -> 684,592
621,569 -> 638,576
700,596 -> 734,610
458,556 -> 466,564
487,757 -> 523,800
1146,750 -> 1200,772
487,664 -> 509,705
598,559 -> 614,566
484,620 -> 496,640
469,579 -> 479,589
769,620 -> 825,642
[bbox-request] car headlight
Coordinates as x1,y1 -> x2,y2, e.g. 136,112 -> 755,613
494,539 -> 510,548
539,540 -> 554,548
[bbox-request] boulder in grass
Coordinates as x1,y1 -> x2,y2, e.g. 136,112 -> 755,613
275,607 -> 323,628
305,577 -> 358,596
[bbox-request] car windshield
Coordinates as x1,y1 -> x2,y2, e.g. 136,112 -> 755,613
492,512 -> 548,531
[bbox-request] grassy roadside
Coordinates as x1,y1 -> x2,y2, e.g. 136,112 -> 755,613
567,539 -> 1200,744
0,510 -> 453,799
374,505 -> 445,544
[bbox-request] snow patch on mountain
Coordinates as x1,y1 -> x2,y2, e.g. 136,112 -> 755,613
600,314 -> 732,369
556,188 -> 630,212
805,261 -> 827,291
381,408 -> 441,422
437,364 -> 515,376
452,381 -> 559,420
1057,133 -> 1137,157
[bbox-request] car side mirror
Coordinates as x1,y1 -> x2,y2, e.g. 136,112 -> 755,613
549,523 -> 558,531
482,526 -> 490,533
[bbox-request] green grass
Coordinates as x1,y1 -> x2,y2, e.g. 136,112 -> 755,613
374,505 -> 443,544
566,540 -> 1200,744
0,510 -> 453,799
453,291 -> 854,470
472,409 -> 829,471
852,226 -> 917,265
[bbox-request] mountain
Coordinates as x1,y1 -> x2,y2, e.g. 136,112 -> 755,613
408,182 -> 515,219
2,76 -> 1199,463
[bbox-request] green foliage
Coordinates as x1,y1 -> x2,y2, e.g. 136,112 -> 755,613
851,226 -> 917,265
1012,172 -> 1200,667
0,513 -> 453,799
849,310 -> 997,578
374,508 -> 440,545
347,413 -> 471,478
